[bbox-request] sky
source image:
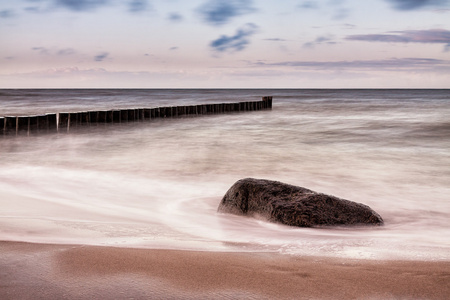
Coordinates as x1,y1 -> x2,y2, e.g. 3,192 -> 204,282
0,0 -> 449,88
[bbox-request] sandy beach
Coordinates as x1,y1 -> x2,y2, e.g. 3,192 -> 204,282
1,241 -> 449,299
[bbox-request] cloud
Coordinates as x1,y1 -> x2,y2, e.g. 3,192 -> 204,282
386,0 -> 450,10
54,0 -> 110,12
32,47 -> 50,55
298,0 -> 350,20
169,46 -> 179,50
298,1 -> 319,9
342,23 -> 357,29
210,23 -> 258,53
332,8 -> 349,19
263,38 -> 287,42
57,48 -> 76,55
24,6 -> 42,13
303,35 -> 336,48
128,0 -> 149,12
168,12 -> 183,22
94,52 -> 109,61
346,29 -> 450,50
253,57 -> 450,71
31,46 -> 76,56
198,0 -> 255,26
0,9 -> 15,18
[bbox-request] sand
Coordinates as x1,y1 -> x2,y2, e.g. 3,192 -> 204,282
1,241 -> 449,299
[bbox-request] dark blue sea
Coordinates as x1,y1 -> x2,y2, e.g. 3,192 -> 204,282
1,89 -> 449,260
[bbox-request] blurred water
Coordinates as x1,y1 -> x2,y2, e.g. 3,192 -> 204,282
1,89 -> 449,260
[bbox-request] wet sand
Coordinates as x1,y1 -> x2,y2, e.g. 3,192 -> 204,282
1,241 -> 449,299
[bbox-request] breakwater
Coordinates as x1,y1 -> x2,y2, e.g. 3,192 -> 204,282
1,96 -> 272,136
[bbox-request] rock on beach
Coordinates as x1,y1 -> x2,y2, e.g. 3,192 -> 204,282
218,178 -> 383,227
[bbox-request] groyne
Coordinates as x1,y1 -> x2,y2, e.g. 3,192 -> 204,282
1,96 -> 272,136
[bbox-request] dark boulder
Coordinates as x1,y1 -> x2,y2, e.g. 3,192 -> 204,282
218,178 -> 383,227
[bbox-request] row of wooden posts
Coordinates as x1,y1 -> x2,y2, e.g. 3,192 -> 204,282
1,96 -> 272,136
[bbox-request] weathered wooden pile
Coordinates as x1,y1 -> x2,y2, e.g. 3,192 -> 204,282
1,96 -> 272,136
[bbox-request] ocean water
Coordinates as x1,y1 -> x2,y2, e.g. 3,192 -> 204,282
1,89 -> 449,260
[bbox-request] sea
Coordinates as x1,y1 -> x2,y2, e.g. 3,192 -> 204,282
1,89 -> 449,261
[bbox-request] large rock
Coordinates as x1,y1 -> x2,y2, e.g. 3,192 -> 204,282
218,178 -> 383,227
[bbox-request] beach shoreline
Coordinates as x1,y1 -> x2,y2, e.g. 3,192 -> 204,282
1,241 -> 449,299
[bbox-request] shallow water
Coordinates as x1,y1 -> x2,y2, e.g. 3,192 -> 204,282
1,89 -> 449,260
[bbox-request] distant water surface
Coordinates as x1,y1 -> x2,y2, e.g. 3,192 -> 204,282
1,89 -> 449,260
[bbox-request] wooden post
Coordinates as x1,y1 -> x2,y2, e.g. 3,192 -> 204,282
67,113 -> 76,129
3,116 -> 15,135
135,109 -> 141,121
138,109 -> 144,121
89,111 -> 98,125
97,111 -> 107,123
143,109 -> 151,120
195,105 -> 201,115
74,112 -> 81,126
79,112 -> 90,125
47,114 -> 57,132
28,116 -> 38,132
262,96 -> 272,109
171,107 -> 178,118
112,110 -> 120,123
105,111 -> 114,123
37,115 -> 48,132
154,107 -> 160,118
120,110 -> 128,122
59,113 -> 69,131
0,117 -> 4,135
16,116 -> 29,135
177,106 -> 184,117
127,109 -> 135,122
73,112 -> 81,127
159,107 -> 166,118
59,113 -> 70,132
189,105 -> 197,115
